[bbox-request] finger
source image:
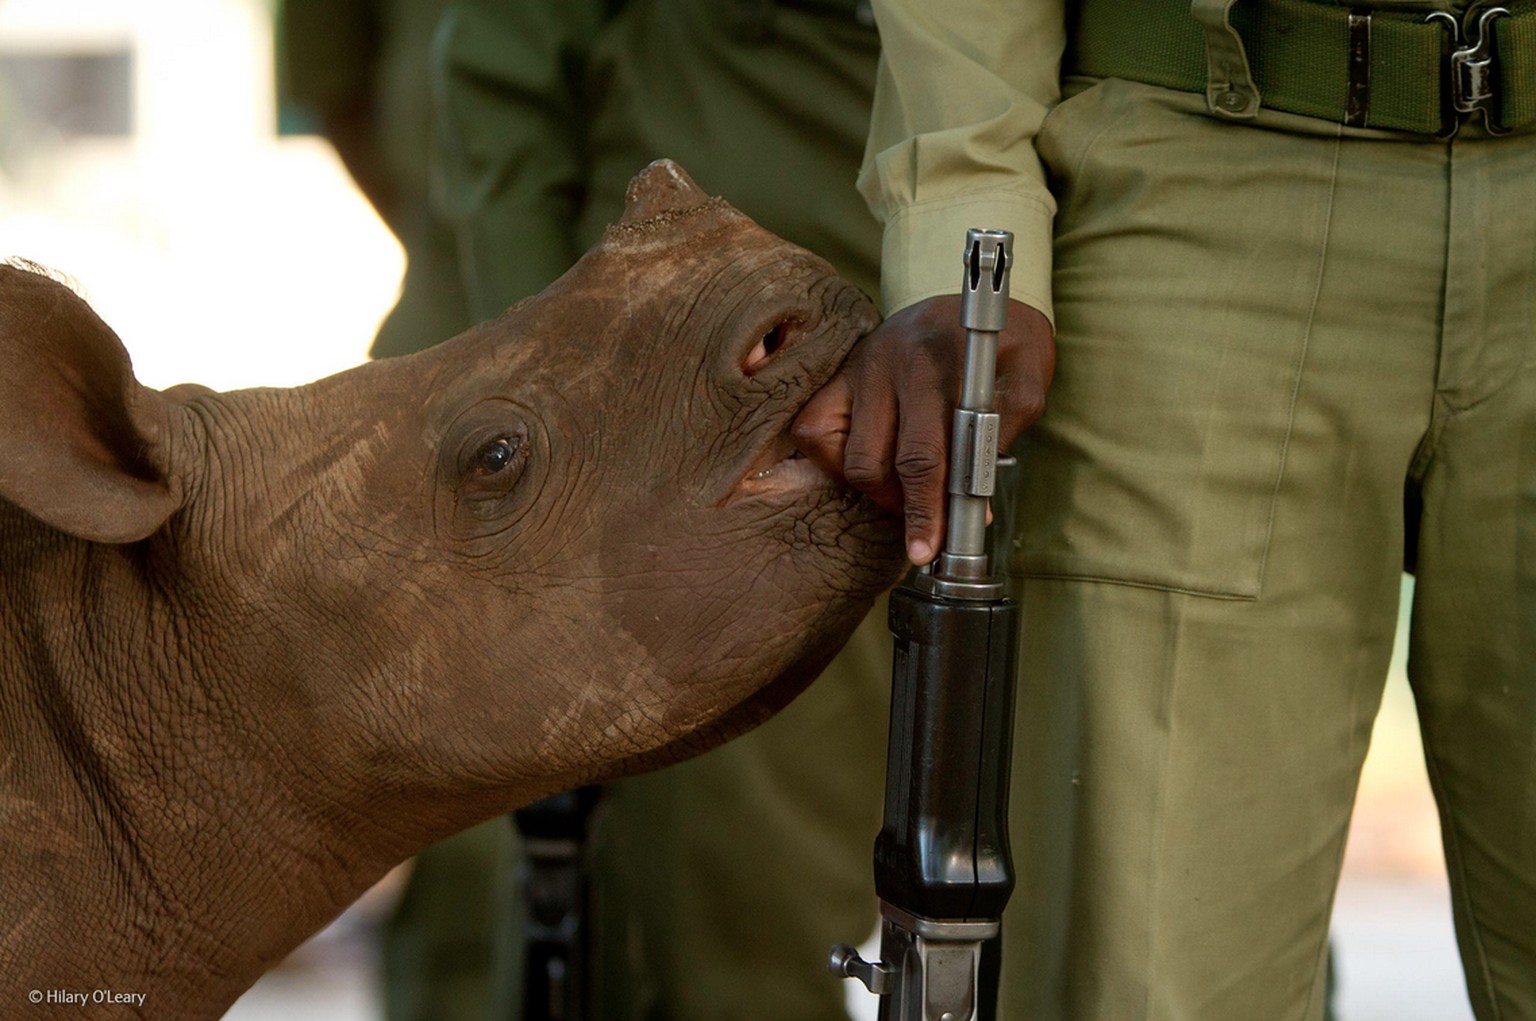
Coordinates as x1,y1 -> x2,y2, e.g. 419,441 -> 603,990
791,374 -> 853,482
841,361 -> 904,513
892,371 -> 950,564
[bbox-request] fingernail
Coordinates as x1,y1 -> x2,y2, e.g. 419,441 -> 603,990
909,540 -> 933,564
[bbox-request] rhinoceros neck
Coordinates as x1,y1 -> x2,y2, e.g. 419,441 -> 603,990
0,504 -> 408,1019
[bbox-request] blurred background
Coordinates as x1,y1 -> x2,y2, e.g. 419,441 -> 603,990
0,2 -> 1472,1018
0,0 -> 398,393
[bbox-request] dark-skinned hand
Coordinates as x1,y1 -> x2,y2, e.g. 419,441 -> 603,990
792,295 -> 1055,565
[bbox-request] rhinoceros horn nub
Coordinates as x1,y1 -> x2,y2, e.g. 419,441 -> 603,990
619,159 -> 715,224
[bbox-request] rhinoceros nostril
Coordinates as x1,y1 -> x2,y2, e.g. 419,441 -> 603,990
763,324 -> 786,356
743,322 -> 792,375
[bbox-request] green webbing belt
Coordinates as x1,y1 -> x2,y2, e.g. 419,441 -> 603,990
1069,0 -> 1536,134
1498,10 -> 1536,126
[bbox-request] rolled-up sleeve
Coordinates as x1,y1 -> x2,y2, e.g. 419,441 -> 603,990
858,0 -> 1064,323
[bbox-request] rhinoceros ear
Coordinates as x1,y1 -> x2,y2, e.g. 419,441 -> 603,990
0,263 -> 184,543
619,159 -> 716,223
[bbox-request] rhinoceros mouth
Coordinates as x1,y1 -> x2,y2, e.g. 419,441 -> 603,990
729,431 -> 836,501
723,283 -> 875,505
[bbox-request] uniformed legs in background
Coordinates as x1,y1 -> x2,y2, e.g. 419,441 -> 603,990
430,2 -> 893,1018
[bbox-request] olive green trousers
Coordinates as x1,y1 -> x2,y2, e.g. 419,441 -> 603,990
1001,78 -> 1536,1020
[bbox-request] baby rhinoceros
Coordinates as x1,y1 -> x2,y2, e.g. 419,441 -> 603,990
0,160 -> 905,1018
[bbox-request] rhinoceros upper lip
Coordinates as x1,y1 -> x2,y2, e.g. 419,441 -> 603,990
726,310 -> 866,503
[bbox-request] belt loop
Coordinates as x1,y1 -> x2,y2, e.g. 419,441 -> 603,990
1191,0 -> 1262,118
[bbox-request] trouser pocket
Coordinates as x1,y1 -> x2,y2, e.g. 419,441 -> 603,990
1010,79 -> 1340,599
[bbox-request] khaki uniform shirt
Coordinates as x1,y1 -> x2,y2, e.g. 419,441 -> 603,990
858,0 -> 1064,324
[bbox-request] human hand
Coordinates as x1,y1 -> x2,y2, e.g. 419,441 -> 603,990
791,295 -> 1054,565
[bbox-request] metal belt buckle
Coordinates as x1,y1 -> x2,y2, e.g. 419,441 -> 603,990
1428,5 -> 1512,136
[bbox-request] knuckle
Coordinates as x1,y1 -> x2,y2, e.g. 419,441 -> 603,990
997,374 -> 1049,434
1015,390 -> 1047,427
843,449 -> 890,489
895,442 -> 946,486
904,359 -> 949,396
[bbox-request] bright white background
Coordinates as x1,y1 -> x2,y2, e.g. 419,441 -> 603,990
0,0 -> 399,395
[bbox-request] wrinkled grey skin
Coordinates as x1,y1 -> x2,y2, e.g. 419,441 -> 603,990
0,162 -> 905,1019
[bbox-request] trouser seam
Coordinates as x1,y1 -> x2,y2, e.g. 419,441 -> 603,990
1402,142 -> 1454,488
1061,80 -> 1141,184
1257,127 -> 1344,603
1407,152 -> 1453,490
1406,396 -> 1446,487
1006,570 -> 1258,601
1420,728 -> 1505,1020
1144,612 -> 1178,1021
1299,714 -> 1367,1021
1433,139 -> 1526,419
1297,539 -> 1386,1021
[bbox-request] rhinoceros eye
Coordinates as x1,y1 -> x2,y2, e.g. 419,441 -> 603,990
442,411 -> 537,534
474,436 -> 522,476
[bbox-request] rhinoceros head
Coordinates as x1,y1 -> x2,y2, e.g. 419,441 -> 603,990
0,161 -> 904,839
